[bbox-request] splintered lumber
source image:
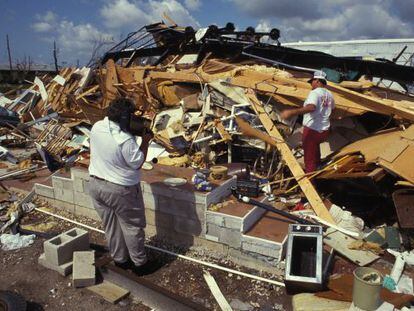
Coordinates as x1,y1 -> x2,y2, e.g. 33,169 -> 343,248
327,83 -> 414,121
235,116 -> 281,147
103,59 -> 119,108
203,271 -> 232,311
246,91 -> 336,224
323,228 -> 379,266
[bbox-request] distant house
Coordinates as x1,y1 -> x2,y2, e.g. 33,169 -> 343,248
283,38 -> 414,67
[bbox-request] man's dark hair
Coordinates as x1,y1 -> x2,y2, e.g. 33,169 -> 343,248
107,97 -> 136,123
318,79 -> 327,85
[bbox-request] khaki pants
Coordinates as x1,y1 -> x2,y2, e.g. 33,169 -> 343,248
89,177 -> 147,266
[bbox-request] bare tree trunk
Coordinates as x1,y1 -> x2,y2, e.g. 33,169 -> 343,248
53,41 -> 58,72
6,34 -> 12,70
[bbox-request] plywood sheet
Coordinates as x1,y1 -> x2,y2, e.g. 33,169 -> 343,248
378,139 -> 409,163
379,145 -> 414,183
88,281 -> 129,304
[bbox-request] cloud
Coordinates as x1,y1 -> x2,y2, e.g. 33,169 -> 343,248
231,0 -> 414,42
147,0 -> 200,27
31,11 -> 114,63
100,0 -> 149,29
32,22 -> 53,32
32,10 -> 57,32
100,0 -> 199,29
184,0 -> 201,11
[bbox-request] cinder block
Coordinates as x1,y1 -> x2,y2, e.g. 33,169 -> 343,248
241,235 -> 281,258
54,189 -> 74,203
157,197 -> 205,221
38,253 -> 73,276
174,216 -> 203,236
42,228 -> 90,267
145,209 -> 174,228
83,180 -> 90,195
219,228 -> 241,248
34,183 -> 55,199
206,211 -> 225,227
73,178 -> 84,193
206,223 -> 220,239
142,192 -> 157,210
223,215 -> 242,230
72,251 -> 95,287
53,177 -> 74,203
74,191 -> 94,209
71,167 -> 90,181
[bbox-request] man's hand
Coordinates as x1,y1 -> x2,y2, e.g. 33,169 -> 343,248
280,110 -> 293,120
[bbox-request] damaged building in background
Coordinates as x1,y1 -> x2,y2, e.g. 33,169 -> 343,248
1,20 -> 414,310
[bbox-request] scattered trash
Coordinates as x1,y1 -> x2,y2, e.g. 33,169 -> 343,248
0,233 -> 35,250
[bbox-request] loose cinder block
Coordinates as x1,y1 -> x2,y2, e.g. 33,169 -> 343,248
72,251 -> 95,288
43,228 -> 90,267
34,183 -> 55,199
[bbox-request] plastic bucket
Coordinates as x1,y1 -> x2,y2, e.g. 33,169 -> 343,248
352,267 -> 383,310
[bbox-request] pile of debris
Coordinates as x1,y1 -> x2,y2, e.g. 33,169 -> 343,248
1,21 -> 414,309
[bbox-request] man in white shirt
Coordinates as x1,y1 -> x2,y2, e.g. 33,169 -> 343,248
89,97 -> 153,275
281,70 -> 335,173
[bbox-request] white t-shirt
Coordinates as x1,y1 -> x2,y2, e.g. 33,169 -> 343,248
88,117 -> 145,186
302,87 -> 335,132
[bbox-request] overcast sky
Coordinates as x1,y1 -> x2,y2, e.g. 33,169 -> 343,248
1,0 -> 414,66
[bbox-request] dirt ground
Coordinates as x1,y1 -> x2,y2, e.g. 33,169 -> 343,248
0,239 -> 150,310
0,208 -> 292,311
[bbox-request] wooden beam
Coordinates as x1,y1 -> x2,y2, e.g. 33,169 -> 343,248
246,90 -> 336,224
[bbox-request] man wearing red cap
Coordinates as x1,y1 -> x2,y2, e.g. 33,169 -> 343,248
280,70 -> 335,173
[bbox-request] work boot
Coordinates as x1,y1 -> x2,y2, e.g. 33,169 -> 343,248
132,260 -> 160,276
114,259 -> 134,270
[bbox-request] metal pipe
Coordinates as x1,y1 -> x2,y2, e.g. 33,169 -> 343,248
238,195 -> 313,225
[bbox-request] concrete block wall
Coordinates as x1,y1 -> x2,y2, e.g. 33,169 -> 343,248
141,177 -> 236,239
35,167 -> 284,266
34,168 -> 98,220
205,202 -> 285,262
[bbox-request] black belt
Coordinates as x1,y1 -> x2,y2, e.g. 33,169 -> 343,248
90,175 -> 138,188
90,175 -> 106,181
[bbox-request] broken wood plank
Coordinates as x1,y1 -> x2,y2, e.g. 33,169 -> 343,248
246,91 -> 336,224
292,293 -> 351,311
88,281 -> 130,304
102,59 -> 119,108
323,228 -> 379,266
203,271 -> 232,311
